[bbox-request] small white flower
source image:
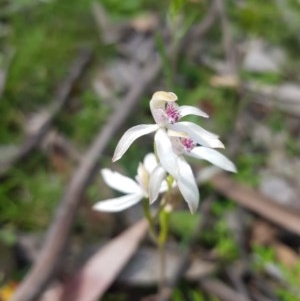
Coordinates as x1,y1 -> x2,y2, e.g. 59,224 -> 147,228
149,135 -> 236,214
170,136 -> 237,173
112,91 -> 223,178
93,153 -> 167,212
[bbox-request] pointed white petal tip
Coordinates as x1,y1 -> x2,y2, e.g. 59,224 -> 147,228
149,196 -> 157,205
189,147 -> 236,173
188,203 -> 198,214
228,163 -> 237,173
176,157 -> 200,214
112,155 -> 119,162
151,91 -> 178,102
93,193 -> 142,212
214,141 -> 225,149
207,139 -> 225,149
179,105 -> 209,119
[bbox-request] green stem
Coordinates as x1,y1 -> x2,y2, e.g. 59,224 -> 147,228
145,143 -> 174,290
142,198 -> 158,243
158,241 -> 166,290
159,207 -> 170,245
158,207 -> 170,290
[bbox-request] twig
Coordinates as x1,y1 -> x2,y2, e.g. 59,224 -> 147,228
91,1 -> 129,45
251,291 -> 277,301
274,0 -> 300,47
169,0 -> 219,88
156,197 -> 215,301
249,275 -> 279,301
225,265 -> 252,301
0,49 -> 92,177
242,82 -> 300,118
199,278 -> 250,301
10,57 -> 162,301
215,0 -> 237,74
0,48 -> 15,97
188,0 -> 218,39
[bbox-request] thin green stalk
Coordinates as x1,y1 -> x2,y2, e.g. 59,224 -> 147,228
158,207 -> 171,290
158,241 -> 166,290
142,198 -> 158,243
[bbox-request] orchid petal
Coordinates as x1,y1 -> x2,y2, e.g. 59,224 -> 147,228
143,153 -> 158,173
159,180 -> 170,193
176,156 -> 199,214
189,147 -> 237,172
93,193 -> 143,212
179,105 -> 209,118
167,129 -> 188,138
135,163 -> 149,193
151,91 -> 178,102
155,128 -> 179,177
112,124 -> 159,162
169,122 -> 224,148
149,164 -> 166,204
171,121 -> 219,138
101,169 -> 141,194
150,91 -> 178,113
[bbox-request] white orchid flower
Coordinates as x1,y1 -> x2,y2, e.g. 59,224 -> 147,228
149,156 -> 199,214
93,153 -> 167,212
112,91 -> 223,179
149,134 -> 236,214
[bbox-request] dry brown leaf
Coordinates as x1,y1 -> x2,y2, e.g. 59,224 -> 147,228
130,13 -> 159,32
274,242 -> 299,268
210,75 -> 239,88
251,220 -> 277,245
60,219 -> 148,301
210,173 -> 300,235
